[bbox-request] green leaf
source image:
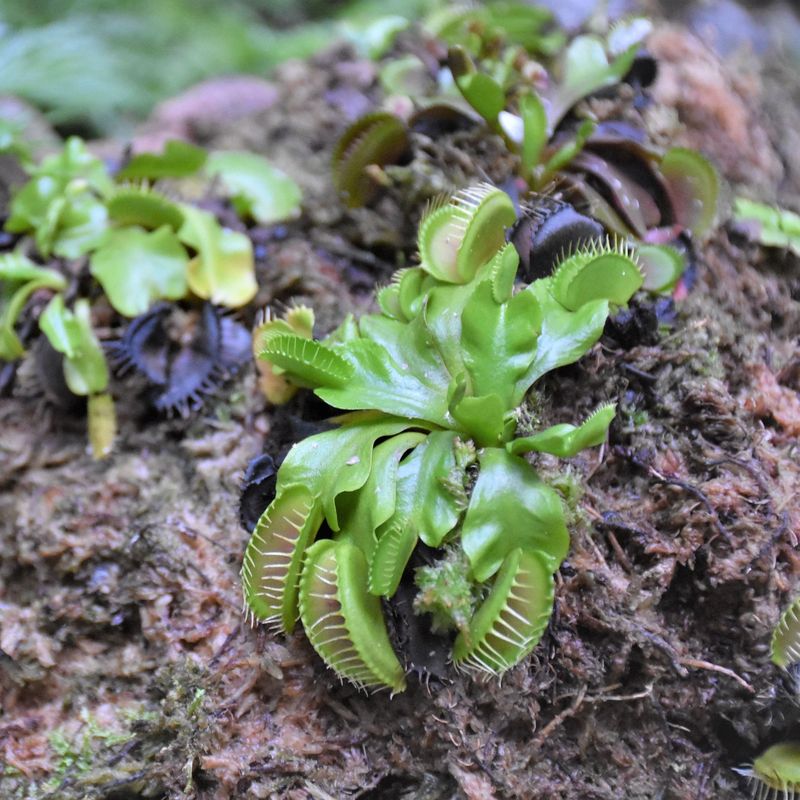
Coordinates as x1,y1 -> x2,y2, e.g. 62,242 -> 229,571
359,311 -> 452,400
550,246 -> 643,311
659,147 -> 718,241
638,243 -> 685,292
408,430 -> 465,547
489,243 -> 519,304
6,175 -> 62,237
368,431 -> 465,595
396,268 -> 430,320
178,205 -> 256,308
117,140 -> 206,180
484,3 -> 556,51
453,547 -> 554,675
461,448 -> 568,582
733,198 -> 800,257
368,519 -> 418,597
519,283 -> 609,392
241,484 -> 323,631
450,390 -> 512,448
206,151 -> 302,225
5,137 -> 111,248
549,34 -> 641,129
0,252 -> 66,360
89,225 -> 188,317
52,190 -> 109,259
39,296 -> 108,396
299,538 -> 406,693
7,173 -> 108,259
316,337 -> 450,427
418,184 -> 515,284
460,276 -> 540,408
520,93 -> 547,174
261,333 -> 353,389
423,280 -> 476,379
509,403 -> 615,457
276,416 -> 418,531
0,252 -> 64,285
107,187 -> 185,231
338,431 -> 427,558
455,72 -> 506,124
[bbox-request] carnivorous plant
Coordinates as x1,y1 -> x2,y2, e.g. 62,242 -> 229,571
242,182 -> 642,692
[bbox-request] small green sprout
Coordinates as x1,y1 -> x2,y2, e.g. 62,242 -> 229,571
242,182 -> 643,691
448,45 -> 506,131
771,596 -> 800,669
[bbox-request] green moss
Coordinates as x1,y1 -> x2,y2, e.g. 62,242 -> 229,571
45,709 -> 132,792
413,547 -> 483,637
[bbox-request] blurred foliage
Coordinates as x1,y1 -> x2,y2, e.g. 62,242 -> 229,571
0,0 -> 436,137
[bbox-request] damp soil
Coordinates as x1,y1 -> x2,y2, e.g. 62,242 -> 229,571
1,18 -> 800,800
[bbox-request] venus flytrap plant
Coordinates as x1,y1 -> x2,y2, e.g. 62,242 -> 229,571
332,13 -> 636,207
332,11 -> 715,296
332,112 -> 410,208
1,135 -> 303,453
242,181 -> 643,691
771,596 -> 800,671
731,598 -> 800,799
736,742 -> 800,800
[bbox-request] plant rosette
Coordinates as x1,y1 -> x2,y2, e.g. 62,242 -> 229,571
242,183 -> 643,692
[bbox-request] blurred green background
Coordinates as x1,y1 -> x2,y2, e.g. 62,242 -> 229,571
1,0 -> 796,140
0,0 -> 435,138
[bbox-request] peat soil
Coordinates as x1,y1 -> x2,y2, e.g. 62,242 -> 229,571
1,17 -> 799,800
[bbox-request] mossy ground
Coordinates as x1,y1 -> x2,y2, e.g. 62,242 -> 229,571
1,17 -> 799,800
